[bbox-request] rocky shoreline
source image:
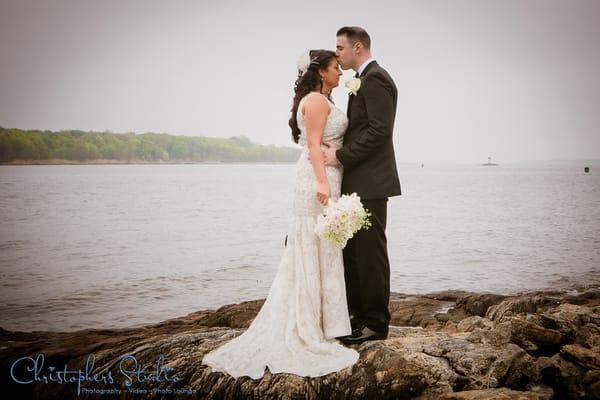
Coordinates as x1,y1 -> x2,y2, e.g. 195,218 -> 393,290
1,284 -> 599,399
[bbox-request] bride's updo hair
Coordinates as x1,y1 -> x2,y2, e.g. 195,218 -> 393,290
288,49 -> 337,144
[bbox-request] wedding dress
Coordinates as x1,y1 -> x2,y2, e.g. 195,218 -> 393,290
202,92 -> 359,379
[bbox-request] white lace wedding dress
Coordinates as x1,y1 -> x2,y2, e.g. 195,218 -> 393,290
201,92 -> 359,379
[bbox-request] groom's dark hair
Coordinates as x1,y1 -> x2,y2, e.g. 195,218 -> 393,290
336,26 -> 371,50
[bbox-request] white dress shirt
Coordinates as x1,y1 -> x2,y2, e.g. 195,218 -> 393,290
356,57 -> 375,77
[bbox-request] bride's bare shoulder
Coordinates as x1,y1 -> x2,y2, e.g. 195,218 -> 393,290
303,92 -> 330,115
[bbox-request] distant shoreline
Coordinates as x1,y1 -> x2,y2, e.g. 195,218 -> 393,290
1,159 -> 598,167
0,159 -> 296,165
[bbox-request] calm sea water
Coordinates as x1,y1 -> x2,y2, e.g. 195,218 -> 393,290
1,162 -> 599,332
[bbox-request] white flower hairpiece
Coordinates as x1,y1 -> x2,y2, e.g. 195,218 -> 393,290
296,51 -> 319,76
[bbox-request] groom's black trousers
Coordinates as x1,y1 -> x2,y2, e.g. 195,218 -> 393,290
343,198 -> 391,333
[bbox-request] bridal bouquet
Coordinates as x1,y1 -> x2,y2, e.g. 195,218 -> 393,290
315,193 -> 372,249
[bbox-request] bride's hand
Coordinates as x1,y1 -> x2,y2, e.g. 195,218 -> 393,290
317,181 -> 330,206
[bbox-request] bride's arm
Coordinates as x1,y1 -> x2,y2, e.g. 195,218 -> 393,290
304,94 -> 331,205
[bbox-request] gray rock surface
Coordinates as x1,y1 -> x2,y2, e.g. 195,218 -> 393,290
1,285 -> 599,399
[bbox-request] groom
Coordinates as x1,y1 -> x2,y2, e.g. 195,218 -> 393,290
323,26 -> 402,344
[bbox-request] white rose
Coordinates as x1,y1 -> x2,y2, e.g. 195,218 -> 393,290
345,77 -> 362,95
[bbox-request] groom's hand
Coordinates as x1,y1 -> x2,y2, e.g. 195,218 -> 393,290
322,143 -> 340,166
307,142 -> 339,166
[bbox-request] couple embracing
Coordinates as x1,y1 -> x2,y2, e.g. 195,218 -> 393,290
202,26 -> 401,379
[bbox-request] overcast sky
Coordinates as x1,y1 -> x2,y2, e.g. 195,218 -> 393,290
1,0 -> 599,163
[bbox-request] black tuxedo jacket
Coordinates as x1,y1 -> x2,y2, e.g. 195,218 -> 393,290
336,61 -> 402,199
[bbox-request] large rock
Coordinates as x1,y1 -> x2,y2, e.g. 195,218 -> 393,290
439,386 -> 554,400
1,284 -> 599,399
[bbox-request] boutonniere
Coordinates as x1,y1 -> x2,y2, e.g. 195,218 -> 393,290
345,77 -> 362,95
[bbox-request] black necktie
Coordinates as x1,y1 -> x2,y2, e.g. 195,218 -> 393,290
354,71 -> 360,78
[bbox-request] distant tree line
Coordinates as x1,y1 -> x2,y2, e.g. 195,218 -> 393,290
0,127 -> 301,163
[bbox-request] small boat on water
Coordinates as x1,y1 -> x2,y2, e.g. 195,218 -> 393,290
481,156 -> 498,166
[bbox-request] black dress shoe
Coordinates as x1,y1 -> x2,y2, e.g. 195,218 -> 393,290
339,325 -> 388,345
349,314 -> 361,331
335,333 -> 352,340
335,322 -> 363,341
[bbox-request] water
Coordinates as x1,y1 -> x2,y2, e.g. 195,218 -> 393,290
1,162 -> 599,332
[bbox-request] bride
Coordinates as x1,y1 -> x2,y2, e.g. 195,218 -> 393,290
201,49 -> 359,379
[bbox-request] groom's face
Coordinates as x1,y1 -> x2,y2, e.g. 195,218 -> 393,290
335,35 -> 356,71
